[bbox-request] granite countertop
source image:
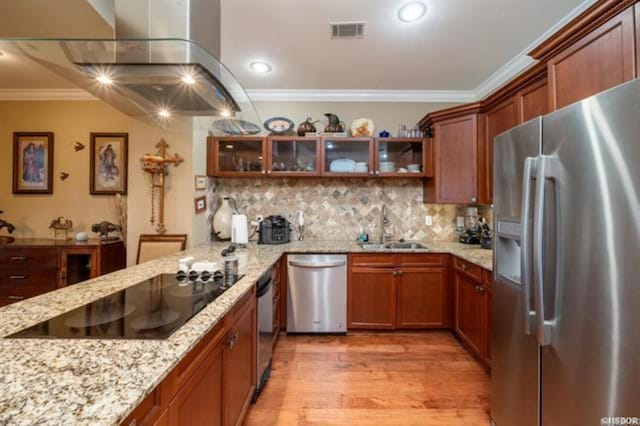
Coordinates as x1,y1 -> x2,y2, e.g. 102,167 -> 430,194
0,240 -> 491,425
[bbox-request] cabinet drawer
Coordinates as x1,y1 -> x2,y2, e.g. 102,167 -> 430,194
399,253 -> 446,266
0,248 -> 58,268
482,269 -> 493,287
0,269 -> 58,289
350,253 -> 395,267
453,256 -> 482,281
0,284 -> 55,304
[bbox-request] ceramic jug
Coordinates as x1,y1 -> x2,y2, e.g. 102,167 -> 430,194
297,117 -> 318,136
324,113 -> 345,133
212,197 -> 234,240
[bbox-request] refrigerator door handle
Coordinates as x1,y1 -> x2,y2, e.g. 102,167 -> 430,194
533,155 -> 558,346
520,156 -> 538,335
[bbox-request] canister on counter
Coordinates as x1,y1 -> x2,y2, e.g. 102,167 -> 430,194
223,257 -> 239,287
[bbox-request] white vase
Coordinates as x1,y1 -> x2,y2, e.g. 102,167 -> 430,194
213,197 -> 234,240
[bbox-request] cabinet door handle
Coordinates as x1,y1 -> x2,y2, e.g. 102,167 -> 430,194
267,170 -> 272,175
478,286 -> 485,294
471,197 -> 477,203
10,256 -> 27,261
228,332 -> 239,348
10,275 -> 26,280
397,270 -> 403,276
461,264 -> 467,271
8,295 -> 25,300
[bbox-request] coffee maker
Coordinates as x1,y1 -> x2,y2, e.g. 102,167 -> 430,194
458,207 -> 482,245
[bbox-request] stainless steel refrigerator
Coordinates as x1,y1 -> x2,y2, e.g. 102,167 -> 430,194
492,78 -> 640,426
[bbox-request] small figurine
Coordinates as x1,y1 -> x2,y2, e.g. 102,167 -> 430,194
60,172 -> 70,181
49,216 -> 73,240
0,210 -> 16,234
73,141 -> 85,152
91,221 -> 122,241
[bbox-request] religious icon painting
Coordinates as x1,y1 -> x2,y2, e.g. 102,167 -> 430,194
13,132 -> 54,194
90,133 -> 128,195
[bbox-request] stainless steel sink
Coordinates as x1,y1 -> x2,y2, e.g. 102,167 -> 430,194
388,242 -> 426,250
359,243 -> 387,250
359,242 -> 427,251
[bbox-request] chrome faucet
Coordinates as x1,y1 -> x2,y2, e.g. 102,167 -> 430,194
380,205 -> 393,244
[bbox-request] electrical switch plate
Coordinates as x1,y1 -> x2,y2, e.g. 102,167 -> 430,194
424,215 -> 433,226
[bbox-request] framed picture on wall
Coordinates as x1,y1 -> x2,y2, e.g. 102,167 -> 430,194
13,132 -> 54,194
194,195 -> 207,214
194,175 -> 207,190
90,133 -> 128,195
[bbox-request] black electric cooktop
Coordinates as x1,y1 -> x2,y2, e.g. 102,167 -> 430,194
8,272 -> 243,340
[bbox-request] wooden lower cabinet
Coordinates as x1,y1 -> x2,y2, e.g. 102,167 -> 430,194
453,258 -> 492,367
122,287 -> 257,426
348,254 -> 449,331
454,271 -> 484,355
169,344 -> 223,426
223,299 -> 257,426
348,266 -> 396,329
396,267 -> 447,328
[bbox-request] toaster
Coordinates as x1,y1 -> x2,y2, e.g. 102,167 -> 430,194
258,215 -> 291,245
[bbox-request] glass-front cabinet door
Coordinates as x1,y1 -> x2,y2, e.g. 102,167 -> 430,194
321,137 -> 374,176
267,137 -> 320,176
207,137 -> 267,176
375,138 -> 427,177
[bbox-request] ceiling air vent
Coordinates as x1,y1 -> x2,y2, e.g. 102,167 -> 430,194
330,22 -> 366,39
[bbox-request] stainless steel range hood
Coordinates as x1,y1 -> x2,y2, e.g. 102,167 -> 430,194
0,1 -> 259,130
2,37 -> 259,130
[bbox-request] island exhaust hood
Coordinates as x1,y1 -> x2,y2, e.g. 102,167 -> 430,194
0,1 -> 259,129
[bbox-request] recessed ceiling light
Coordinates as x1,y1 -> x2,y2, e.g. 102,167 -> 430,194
96,73 -> 113,85
158,109 -> 171,118
0,50 -> 4,57
250,61 -> 272,73
398,1 -> 427,23
181,73 -> 196,85
220,109 -> 232,118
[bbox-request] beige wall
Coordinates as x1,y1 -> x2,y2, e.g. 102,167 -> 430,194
0,101 -> 199,266
0,101 -> 128,239
252,101 -> 458,135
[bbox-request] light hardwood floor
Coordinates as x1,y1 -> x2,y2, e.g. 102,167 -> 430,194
245,332 -> 491,425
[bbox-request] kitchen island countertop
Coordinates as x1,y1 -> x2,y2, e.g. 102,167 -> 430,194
0,240 -> 491,425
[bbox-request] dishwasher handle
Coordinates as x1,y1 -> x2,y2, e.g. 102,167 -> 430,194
288,260 -> 346,269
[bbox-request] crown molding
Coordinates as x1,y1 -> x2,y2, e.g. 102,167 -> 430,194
0,1 -> 600,105
248,0 -> 599,104
246,89 -> 477,103
0,89 -> 96,101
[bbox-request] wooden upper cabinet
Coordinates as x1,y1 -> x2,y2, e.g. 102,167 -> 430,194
518,78 -> 549,123
207,136 -> 267,177
425,114 -> 481,204
482,98 -> 519,204
547,7 -> 636,110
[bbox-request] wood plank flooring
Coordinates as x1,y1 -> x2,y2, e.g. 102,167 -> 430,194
245,332 -> 491,425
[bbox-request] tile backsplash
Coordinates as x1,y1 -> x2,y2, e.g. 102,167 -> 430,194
208,178 -> 493,242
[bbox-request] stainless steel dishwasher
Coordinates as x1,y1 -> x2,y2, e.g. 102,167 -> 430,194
286,254 -> 347,333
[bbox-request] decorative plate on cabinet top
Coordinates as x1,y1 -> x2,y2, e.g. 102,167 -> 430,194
350,118 -> 375,137
212,118 -> 261,135
264,117 -> 295,135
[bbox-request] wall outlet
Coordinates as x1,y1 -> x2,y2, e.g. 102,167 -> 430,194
424,215 -> 433,226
